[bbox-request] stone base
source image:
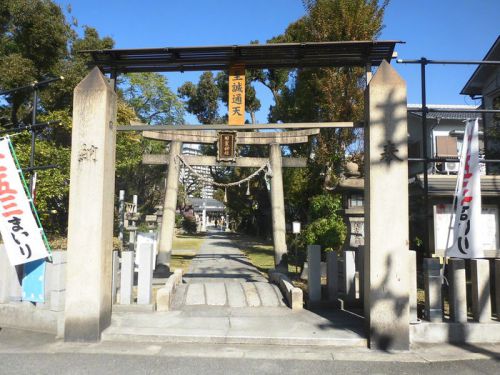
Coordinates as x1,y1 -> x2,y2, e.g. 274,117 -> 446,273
0,302 -> 61,335
411,322 -> 500,344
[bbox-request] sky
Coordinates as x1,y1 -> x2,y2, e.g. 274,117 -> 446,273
55,0 -> 499,123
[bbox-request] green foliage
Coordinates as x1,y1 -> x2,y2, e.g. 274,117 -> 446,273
0,0 -> 71,124
122,73 -> 184,125
117,73 -> 185,216
267,0 -> 388,192
9,109 -> 72,235
301,194 -> 346,251
175,213 -> 183,229
0,0 -> 187,239
178,72 -> 221,124
178,70 -> 262,125
182,215 -> 198,234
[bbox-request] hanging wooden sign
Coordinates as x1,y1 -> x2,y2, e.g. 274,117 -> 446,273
228,64 -> 245,125
217,131 -> 237,161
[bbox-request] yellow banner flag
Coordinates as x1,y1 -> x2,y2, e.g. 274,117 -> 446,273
228,64 -> 245,125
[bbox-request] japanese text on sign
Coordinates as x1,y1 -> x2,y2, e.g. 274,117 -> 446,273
217,132 -> 237,161
228,65 -> 245,125
0,139 -> 48,265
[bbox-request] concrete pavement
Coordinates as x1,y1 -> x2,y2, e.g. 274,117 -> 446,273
0,327 -> 499,374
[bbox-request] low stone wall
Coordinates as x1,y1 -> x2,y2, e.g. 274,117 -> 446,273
411,322 -> 500,344
0,302 -> 61,335
268,269 -> 303,310
156,269 -> 183,312
0,247 -> 66,336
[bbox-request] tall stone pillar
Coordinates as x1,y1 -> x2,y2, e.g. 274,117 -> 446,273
269,143 -> 287,268
64,67 -> 117,342
363,60 -> 410,350
157,141 -> 182,268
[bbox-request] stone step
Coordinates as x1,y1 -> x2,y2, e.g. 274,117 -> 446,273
178,282 -> 286,309
101,309 -> 367,347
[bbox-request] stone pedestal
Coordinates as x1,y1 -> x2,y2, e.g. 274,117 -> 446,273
343,250 -> 357,304
327,251 -> 338,302
424,258 -> 442,322
449,258 -> 467,323
269,143 -> 287,268
307,245 -> 321,303
0,245 -> 22,303
363,61 -> 410,350
48,251 -> 67,312
409,250 -> 418,323
201,206 -> 206,232
495,259 -> 500,320
158,141 -> 182,267
120,251 -> 134,305
64,67 -> 117,342
137,244 -> 153,305
471,259 -> 491,322
111,250 -> 120,304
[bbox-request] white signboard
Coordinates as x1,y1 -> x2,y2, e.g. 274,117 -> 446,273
292,221 -> 301,234
434,203 -> 499,255
0,139 -> 48,265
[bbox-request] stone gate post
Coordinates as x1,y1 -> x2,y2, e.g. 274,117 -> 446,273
363,60 -> 410,350
64,67 -> 117,341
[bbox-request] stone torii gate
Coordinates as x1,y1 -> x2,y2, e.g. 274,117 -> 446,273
142,128 -> 319,270
63,41 -> 410,351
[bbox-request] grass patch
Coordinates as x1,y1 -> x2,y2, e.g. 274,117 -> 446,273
170,253 -> 196,273
172,234 -> 204,251
170,233 -> 205,273
242,244 -> 276,276
231,234 -> 302,279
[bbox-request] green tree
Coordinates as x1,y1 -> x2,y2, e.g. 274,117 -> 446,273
118,73 -> 185,215
178,72 -> 222,124
260,0 -> 388,243
123,73 -> 184,125
0,0 -> 70,125
301,194 -> 346,251
0,1 -> 120,237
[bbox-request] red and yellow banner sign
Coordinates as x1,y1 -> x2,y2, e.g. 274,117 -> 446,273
228,64 -> 245,125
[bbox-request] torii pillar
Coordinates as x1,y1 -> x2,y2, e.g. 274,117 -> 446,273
364,60 -> 410,350
269,143 -> 287,269
157,141 -> 182,268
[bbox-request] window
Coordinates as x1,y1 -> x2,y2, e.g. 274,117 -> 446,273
348,194 -> 364,208
435,136 -> 458,157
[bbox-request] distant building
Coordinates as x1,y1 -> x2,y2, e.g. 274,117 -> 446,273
180,144 -> 214,199
407,104 -> 484,176
461,35 -> 500,174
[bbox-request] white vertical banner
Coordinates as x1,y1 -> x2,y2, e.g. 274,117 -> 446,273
446,118 -> 483,258
0,139 -> 48,265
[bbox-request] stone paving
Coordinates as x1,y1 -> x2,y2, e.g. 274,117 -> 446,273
173,231 -> 285,309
